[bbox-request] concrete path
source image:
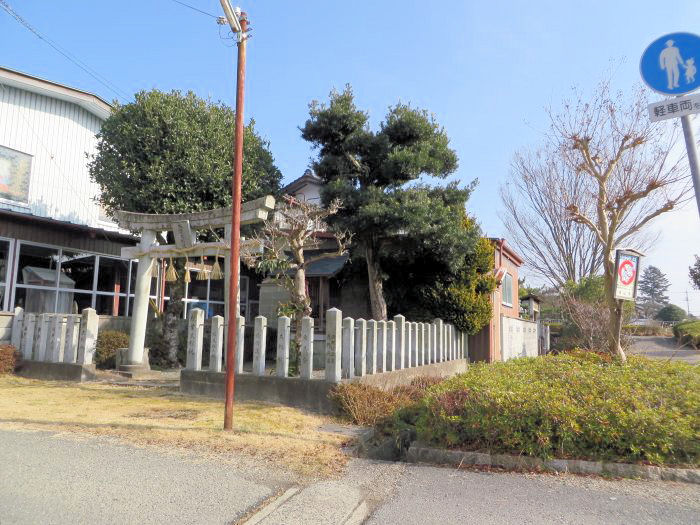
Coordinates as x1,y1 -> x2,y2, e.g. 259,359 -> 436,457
365,462 -> 700,525
628,335 -> 700,364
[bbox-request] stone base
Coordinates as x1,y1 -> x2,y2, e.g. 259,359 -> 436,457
15,360 -> 97,382
181,370 -> 338,414
116,364 -> 153,379
115,347 -> 150,375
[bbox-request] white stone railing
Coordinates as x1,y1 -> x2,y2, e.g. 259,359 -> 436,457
9,307 -> 99,365
185,307 -> 468,382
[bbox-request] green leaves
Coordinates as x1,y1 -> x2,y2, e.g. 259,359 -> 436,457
415,353 -> 700,466
89,90 -> 281,216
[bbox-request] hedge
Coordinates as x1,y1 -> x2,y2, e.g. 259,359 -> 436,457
403,352 -> 699,467
673,320 -> 700,348
0,344 -> 19,375
95,331 -> 130,369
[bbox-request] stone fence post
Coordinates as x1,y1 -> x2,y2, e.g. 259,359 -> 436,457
325,308 -> 342,382
354,319 -> 367,377
300,316 -> 314,379
299,316 -> 314,379
366,320 -> 377,375
209,315 -> 224,372
276,316 -> 290,378
253,316 -> 268,376
235,316 -> 245,373
385,320 -> 396,372
342,317 -> 355,379
77,309 -> 98,365
20,313 -> 36,360
394,315 -> 405,370
63,316 -> 80,364
186,308 -> 204,370
11,306 -> 23,350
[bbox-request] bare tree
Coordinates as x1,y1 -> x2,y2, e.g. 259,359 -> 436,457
501,150 -> 604,287
243,196 -> 350,367
553,81 -> 689,361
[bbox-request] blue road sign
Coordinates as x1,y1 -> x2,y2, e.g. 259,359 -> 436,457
640,32 -> 700,95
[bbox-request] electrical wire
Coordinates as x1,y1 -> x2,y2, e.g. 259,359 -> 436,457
0,0 -> 130,103
169,0 -> 219,19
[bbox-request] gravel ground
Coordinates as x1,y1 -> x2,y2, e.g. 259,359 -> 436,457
628,335 -> 699,364
365,462 -> 700,525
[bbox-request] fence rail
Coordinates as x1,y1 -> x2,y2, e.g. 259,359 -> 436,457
185,307 -> 467,382
9,307 -> 99,365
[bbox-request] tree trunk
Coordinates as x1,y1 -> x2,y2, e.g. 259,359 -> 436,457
365,244 -> 388,320
164,274 -> 185,367
604,258 -> 627,363
292,266 -> 310,351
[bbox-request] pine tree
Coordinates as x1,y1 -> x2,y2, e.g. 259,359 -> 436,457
637,266 -> 670,318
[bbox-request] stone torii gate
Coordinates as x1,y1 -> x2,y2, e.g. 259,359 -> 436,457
112,195 -> 275,373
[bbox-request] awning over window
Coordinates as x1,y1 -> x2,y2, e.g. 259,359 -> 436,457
304,254 -> 348,278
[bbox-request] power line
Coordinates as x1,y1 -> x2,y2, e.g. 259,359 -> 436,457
0,0 -> 130,103
169,0 -> 219,19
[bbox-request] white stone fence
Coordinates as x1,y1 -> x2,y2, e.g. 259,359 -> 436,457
9,307 -> 99,365
185,307 -> 467,382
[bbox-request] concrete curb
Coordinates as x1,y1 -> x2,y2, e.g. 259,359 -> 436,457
406,443 -> 700,484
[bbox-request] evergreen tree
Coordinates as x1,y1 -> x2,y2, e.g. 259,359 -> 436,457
637,265 -> 670,318
690,255 -> 700,290
300,86 -> 461,319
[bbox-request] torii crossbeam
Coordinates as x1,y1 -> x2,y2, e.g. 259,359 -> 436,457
113,196 -> 275,373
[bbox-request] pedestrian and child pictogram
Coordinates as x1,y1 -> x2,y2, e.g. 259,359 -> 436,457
640,32 -> 700,95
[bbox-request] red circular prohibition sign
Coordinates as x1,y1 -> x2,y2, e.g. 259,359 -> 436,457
618,259 -> 636,286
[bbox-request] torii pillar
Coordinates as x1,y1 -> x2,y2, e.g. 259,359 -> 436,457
124,229 -> 157,369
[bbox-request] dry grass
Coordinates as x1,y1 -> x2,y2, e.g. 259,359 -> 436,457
0,376 -> 348,477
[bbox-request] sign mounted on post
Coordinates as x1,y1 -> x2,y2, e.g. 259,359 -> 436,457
613,249 -> 642,301
640,32 -> 700,96
648,92 -> 700,122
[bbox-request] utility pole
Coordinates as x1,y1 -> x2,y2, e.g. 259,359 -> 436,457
686,290 -> 691,317
219,0 -> 248,431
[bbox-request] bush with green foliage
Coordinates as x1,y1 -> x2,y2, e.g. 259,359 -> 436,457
622,324 -> 670,336
655,304 -> 687,323
403,353 -> 698,466
673,320 -> 700,348
95,331 -> 130,369
0,344 -> 20,375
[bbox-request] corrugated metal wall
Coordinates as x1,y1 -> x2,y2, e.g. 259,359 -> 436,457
0,82 -> 110,228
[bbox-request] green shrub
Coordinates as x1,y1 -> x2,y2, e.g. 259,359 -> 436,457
0,344 -> 20,375
674,320 -> 700,348
95,331 -> 130,369
410,352 -> 699,467
622,324 -> 670,336
330,376 -> 444,427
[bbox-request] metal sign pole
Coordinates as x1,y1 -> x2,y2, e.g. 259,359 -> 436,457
680,114 -> 700,218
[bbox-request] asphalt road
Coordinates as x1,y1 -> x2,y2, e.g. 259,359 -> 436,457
0,428 -> 293,525
366,463 -> 700,525
628,335 -> 700,364
1,428 -> 699,524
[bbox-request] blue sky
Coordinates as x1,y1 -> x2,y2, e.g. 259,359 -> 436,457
2,0 -> 700,312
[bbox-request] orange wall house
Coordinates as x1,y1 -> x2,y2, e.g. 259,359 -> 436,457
469,238 -> 524,362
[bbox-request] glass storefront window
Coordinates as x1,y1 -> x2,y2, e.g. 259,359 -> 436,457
97,257 -> 128,293
16,244 -> 59,285
0,239 -> 8,310
96,293 -> 126,316
60,251 -> 95,291
11,242 -> 133,315
58,291 -> 93,314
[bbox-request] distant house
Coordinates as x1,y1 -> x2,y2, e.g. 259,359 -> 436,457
0,66 -> 138,316
257,170 -> 370,326
258,172 -> 537,362
468,238 -> 528,362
